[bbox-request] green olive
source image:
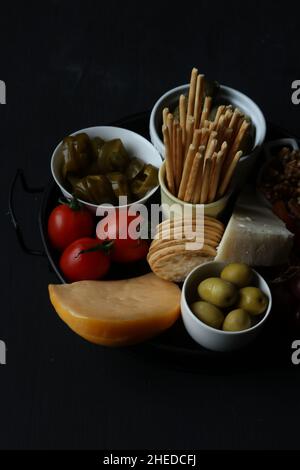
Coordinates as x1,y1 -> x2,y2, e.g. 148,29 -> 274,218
190,301 -> 224,329
222,309 -> 251,332
238,287 -> 269,315
220,263 -> 253,288
198,277 -> 238,308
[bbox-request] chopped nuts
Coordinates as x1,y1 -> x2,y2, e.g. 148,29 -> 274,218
259,147 -> 300,219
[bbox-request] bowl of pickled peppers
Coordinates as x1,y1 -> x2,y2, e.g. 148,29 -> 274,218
51,126 -> 160,210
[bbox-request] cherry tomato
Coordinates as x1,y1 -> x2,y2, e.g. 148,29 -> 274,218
111,238 -> 149,263
96,210 -> 149,263
59,237 -> 111,282
48,200 -> 94,251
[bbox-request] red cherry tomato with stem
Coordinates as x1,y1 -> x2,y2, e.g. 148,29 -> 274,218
96,210 -> 149,263
59,237 -> 111,282
48,198 -> 94,251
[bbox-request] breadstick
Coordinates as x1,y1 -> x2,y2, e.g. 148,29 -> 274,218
200,157 -> 212,204
234,115 -> 246,139
229,108 -> 241,133
200,128 -> 209,148
163,107 -> 169,128
162,125 -> 176,195
216,115 -> 225,147
172,120 -> 178,190
223,109 -> 233,128
179,94 -> 187,146
167,113 -> 174,159
212,105 -> 225,129
192,129 -> 202,149
223,127 -> 233,144
218,150 -> 243,197
187,67 -> 198,117
218,140 -> 230,172
227,120 -> 250,166
185,115 -> 195,158
178,144 -> 197,200
219,141 -> 228,162
200,96 -> 212,127
184,152 -> 203,202
192,147 -> 205,203
175,126 -> 183,192
208,145 -> 227,202
205,135 -> 218,161
207,152 -> 218,202
207,130 -> 218,146
194,74 -> 205,129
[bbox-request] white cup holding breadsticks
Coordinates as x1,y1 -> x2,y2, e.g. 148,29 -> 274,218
150,68 -> 266,207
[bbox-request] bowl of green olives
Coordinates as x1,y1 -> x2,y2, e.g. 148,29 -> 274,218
51,126 -> 162,213
181,261 -> 272,352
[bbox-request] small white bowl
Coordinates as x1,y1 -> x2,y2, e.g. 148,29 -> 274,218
181,261 -> 272,352
51,126 -> 162,214
159,162 -> 233,218
149,84 -> 266,188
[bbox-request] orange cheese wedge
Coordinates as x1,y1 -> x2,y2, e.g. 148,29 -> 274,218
48,273 -> 181,346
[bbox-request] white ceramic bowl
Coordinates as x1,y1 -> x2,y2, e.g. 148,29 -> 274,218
149,84 -> 266,188
159,162 -> 233,218
51,126 -> 162,213
181,261 -> 272,352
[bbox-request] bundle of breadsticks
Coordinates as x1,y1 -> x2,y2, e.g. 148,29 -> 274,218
162,67 -> 250,204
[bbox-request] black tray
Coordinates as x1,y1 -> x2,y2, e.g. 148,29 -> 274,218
9,112 -> 299,373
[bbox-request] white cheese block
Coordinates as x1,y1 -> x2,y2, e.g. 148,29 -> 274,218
215,188 -> 293,266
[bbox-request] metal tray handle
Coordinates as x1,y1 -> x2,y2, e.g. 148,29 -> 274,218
9,169 -> 45,256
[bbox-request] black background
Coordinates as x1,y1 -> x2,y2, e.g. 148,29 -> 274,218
1,0 -> 300,450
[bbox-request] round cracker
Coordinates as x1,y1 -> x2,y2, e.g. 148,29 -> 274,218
158,216 -> 224,232
149,236 -> 218,256
156,218 -> 224,236
148,243 -> 217,268
155,225 -> 223,243
150,252 -> 215,282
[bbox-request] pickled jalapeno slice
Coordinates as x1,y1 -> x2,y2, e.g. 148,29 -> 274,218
126,157 -> 145,180
131,164 -> 158,199
106,172 -> 132,199
98,139 -> 130,173
61,133 -> 92,178
73,175 -> 116,205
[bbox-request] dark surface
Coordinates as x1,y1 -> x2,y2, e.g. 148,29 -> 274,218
1,1 -> 300,450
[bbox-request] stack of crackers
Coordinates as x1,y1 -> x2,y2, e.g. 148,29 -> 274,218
147,216 -> 225,282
